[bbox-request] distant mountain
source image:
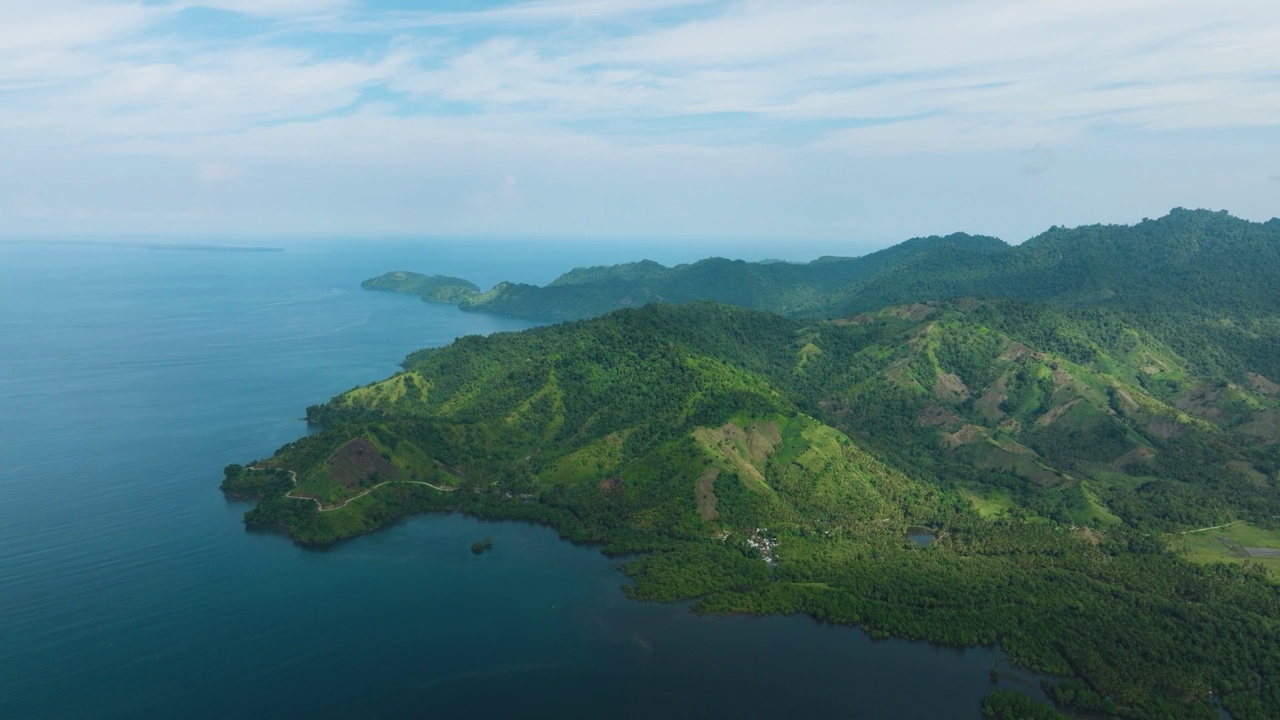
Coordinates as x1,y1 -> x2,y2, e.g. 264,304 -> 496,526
368,209 -> 1280,381
364,232 -> 1005,320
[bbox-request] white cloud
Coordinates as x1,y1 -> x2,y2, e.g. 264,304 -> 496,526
5,1 -> 1279,152
197,161 -> 240,182
1020,144 -> 1055,176
183,0 -> 353,19
14,192 -> 54,219
331,0 -> 714,31
813,117 -> 1078,157
0,2 -> 157,53
354,0 -> 1280,156
466,174 -> 523,216
1,0 -> 1278,238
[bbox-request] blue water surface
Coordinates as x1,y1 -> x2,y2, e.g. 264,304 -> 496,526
0,240 -> 1048,719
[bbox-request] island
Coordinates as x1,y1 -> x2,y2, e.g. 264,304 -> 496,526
226,209 -> 1280,719
470,538 -> 493,555
362,271 -> 481,304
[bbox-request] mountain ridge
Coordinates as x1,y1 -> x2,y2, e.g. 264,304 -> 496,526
367,208 -> 1280,382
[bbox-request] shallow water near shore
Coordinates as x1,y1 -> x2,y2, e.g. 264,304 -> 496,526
0,240 -> 1052,718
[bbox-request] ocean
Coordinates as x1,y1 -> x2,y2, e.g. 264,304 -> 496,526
0,240 -> 1049,718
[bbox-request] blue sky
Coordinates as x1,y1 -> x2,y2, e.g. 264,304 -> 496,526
2,0 -> 1278,246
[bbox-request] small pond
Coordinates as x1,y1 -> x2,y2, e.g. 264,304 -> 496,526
907,525 -> 937,547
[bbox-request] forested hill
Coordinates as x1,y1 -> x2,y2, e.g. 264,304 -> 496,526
365,230 -> 1007,320
367,209 -> 1276,322
367,208 -> 1280,378
227,299 -> 1280,719
828,209 -> 1280,381
829,208 -> 1280,319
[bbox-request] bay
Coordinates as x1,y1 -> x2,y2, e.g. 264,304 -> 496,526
0,240 -> 1050,718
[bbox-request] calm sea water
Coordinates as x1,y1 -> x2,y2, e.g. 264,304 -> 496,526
0,241 -> 1049,719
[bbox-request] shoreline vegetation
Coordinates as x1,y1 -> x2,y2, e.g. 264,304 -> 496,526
226,209 -> 1280,720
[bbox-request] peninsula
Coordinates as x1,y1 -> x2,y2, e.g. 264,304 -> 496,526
226,209 -> 1280,719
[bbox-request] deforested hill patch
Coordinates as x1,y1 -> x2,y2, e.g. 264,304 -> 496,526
326,437 -> 398,489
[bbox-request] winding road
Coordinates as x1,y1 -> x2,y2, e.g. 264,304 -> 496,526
250,466 -> 456,512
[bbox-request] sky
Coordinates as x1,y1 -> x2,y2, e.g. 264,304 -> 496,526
2,0 -> 1278,246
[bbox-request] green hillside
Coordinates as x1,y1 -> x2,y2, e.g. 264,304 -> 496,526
227,300 -> 1280,719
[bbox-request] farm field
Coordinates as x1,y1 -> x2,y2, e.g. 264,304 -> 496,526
1175,522 -> 1280,572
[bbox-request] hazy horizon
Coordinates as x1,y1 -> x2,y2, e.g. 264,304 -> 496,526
5,204 -> 1273,259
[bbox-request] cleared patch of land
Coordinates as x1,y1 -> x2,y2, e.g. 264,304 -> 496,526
692,421 -> 781,494
327,437 -> 398,489
696,468 -> 721,520
544,431 -> 628,485
963,488 -> 1014,518
1174,522 -> 1280,573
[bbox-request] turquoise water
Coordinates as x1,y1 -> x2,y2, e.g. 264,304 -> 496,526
0,241 -> 1049,718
